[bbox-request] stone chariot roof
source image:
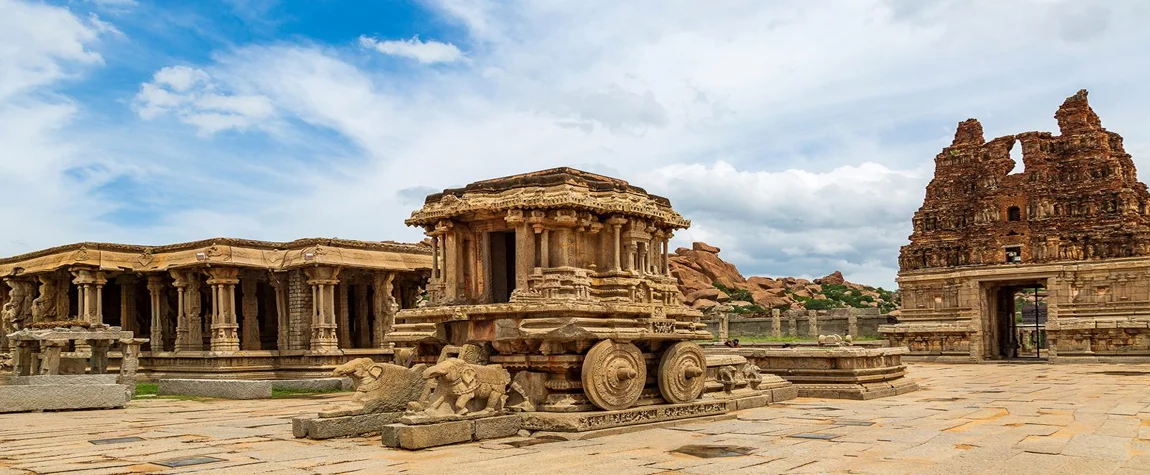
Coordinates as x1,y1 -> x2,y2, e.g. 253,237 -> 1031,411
405,167 -> 691,228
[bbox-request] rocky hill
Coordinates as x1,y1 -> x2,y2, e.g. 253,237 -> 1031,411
669,242 -> 899,315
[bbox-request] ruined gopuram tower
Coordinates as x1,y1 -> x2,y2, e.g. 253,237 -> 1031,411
882,90 -> 1150,362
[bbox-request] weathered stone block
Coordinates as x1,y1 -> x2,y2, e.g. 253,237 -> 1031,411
473,415 -> 521,440
292,412 -> 404,439
9,374 -> 118,385
381,420 -> 473,449
272,378 -> 350,393
158,379 -> 272,399
0,384 -> 130,413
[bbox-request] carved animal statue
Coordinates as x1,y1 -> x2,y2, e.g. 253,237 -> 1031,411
741,364 -> 762,390
331,357 -> 426,413
419,358 -> 510,416
717,365 -> 739,394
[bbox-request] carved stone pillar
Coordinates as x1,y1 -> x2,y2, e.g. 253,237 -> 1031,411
204,267 -> 241,352
540,228 -> 550,269
94,272 -> 106,324
431,233 -> 440,280
118,275 -> 137,333
336,283 -> 350,349
147,275 -> 166,352
607,216 -> 627,271
771,308 -> 782,338
356,283 -> 370,348
270,272 -> 289,352
71,268 -> 100,323
171,270 -> 191,352
241,277 -> 260,350
808,310 -> 819,336
372,272 -> 395,347
304,266 -> 341,353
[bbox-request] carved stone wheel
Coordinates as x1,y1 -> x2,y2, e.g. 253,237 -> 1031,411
581,340 -> 647,411
657,341 -> 707,404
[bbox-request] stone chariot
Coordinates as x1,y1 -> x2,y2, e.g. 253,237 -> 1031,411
386,168 -> 712,412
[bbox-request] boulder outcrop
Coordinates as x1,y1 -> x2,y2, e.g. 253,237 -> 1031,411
668,242 -> 898,313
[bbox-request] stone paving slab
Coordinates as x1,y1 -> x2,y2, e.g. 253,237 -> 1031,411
2,363 -> 1150,474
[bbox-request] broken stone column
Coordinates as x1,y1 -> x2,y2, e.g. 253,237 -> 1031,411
772,308 -> 782,338
117,338 -> 147,391
808,310 -> 818,336
718,314 -> 729,341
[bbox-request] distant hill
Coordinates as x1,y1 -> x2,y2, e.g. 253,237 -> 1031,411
669,242 -> 900,315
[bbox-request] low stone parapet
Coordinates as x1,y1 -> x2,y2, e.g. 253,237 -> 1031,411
157,378 -> 351,399
708,346 -> 919,400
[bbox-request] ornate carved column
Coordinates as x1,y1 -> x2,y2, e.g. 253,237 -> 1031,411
40,339 -> 65,375
304,266 -> 341,353
170,270 -> 190,351
356,283 -> 370,348
147,275 -> 166,352
204,267 -> 241,352
663,232 -> 672,276
71,269 -> 97,323
336,283 -> 350,349
372,271 -> 395,347
241,277 -> 260,350
118,275 -> 137,333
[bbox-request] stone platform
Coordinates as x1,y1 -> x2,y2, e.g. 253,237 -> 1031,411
158,377 -> 352,400
711,346 -> 919,399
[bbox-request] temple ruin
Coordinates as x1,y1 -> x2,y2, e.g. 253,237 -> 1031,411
0,238 -> 431,378
883,90 -> 1150,362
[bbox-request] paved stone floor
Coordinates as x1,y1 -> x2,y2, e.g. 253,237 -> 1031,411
2,363 -> 1150,474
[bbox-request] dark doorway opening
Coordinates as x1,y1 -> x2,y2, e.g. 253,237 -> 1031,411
992,284 -> 1047,360
488,231 -> 516,303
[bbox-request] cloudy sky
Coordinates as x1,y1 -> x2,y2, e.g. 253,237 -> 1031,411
3,0 -> 1148,289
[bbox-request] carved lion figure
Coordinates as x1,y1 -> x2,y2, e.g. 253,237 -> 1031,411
331,357 -> 426,413
418,358 -> 510,416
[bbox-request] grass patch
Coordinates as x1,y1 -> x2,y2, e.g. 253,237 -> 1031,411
135,383 -> 158,396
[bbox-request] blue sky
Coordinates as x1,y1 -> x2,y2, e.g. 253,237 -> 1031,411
3,0 -> 1150,289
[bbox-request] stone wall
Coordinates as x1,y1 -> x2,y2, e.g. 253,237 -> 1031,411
705,308 -> 890,339
287,270 -> 312,351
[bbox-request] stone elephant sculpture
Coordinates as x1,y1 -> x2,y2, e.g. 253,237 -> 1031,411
331,357 -> 426,413
419,358 -> 510,416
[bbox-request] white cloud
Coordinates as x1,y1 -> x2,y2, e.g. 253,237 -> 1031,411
0,0 -> 121,251
133,65 -> 276,135
358,35 -> 466,64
